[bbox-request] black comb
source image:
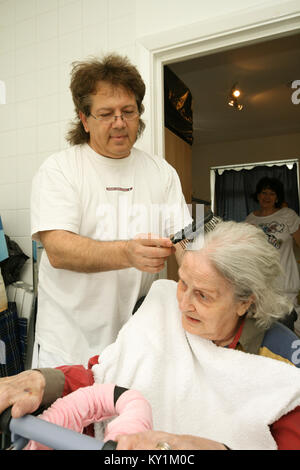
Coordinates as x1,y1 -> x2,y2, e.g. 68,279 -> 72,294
170,210 -> 221,249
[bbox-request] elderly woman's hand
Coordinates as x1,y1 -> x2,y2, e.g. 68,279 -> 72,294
0,370 -> 45,418
115,430 -> 228,450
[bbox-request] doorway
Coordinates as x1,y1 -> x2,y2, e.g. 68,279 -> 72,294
137,4 -> 300,282
166,33 -> 300,209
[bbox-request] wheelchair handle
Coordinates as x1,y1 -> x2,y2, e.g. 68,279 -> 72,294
0,406 -> 117,450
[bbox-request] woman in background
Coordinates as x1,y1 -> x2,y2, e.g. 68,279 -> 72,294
246,177 -> 300,330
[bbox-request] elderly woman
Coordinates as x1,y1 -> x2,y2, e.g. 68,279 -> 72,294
1,221 -> 300,450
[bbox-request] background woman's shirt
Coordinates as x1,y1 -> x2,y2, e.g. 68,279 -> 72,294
246,207 -> 300,304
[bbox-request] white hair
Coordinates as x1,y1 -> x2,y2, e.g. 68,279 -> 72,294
191,221 -> 292,329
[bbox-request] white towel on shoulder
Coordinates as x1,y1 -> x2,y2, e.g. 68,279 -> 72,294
93,280 -> 300,450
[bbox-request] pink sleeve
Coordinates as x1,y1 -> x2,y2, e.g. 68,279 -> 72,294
25,383 -> 152,450
105,389 -> 153,441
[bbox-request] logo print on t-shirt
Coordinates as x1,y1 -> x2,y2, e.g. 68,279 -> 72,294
106,187 -> 133,192
259,222 -> 284,250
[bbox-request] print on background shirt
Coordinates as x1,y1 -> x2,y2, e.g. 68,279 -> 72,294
259,221 -> 284,250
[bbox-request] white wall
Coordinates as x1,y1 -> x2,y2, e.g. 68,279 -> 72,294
135,0 -> 270,37
0,0 -> 298,285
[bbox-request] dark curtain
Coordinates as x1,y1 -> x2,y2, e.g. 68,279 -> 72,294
215,163 -> 299,222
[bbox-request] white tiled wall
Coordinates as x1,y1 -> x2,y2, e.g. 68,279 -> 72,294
0,0 -> 137,285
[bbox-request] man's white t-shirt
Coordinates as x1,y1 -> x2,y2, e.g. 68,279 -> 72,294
246,207 -> 300,304
31,143 -> 191,365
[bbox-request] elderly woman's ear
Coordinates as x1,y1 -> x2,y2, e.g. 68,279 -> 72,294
236,295 -> 255,317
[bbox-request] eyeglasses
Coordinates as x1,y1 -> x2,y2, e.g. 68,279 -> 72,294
90,110 -> 140,124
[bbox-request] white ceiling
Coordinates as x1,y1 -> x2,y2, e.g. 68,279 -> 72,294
168,32 -> 300,145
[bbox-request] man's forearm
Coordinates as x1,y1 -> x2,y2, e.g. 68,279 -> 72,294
39,230 -> 130,273
39,230 -> 175,274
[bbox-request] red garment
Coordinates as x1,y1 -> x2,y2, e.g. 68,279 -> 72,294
57,355 -> 300,450
58,357 -> 98,437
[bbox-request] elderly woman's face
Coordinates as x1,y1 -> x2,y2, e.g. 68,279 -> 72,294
177,251 -> 250,346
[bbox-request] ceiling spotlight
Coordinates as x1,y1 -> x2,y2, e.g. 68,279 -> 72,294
228,83 -> 243,110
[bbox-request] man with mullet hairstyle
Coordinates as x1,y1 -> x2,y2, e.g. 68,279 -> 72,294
30,54 -> 191,368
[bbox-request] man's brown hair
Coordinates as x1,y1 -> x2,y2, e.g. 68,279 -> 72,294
66,54 -> 146,145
